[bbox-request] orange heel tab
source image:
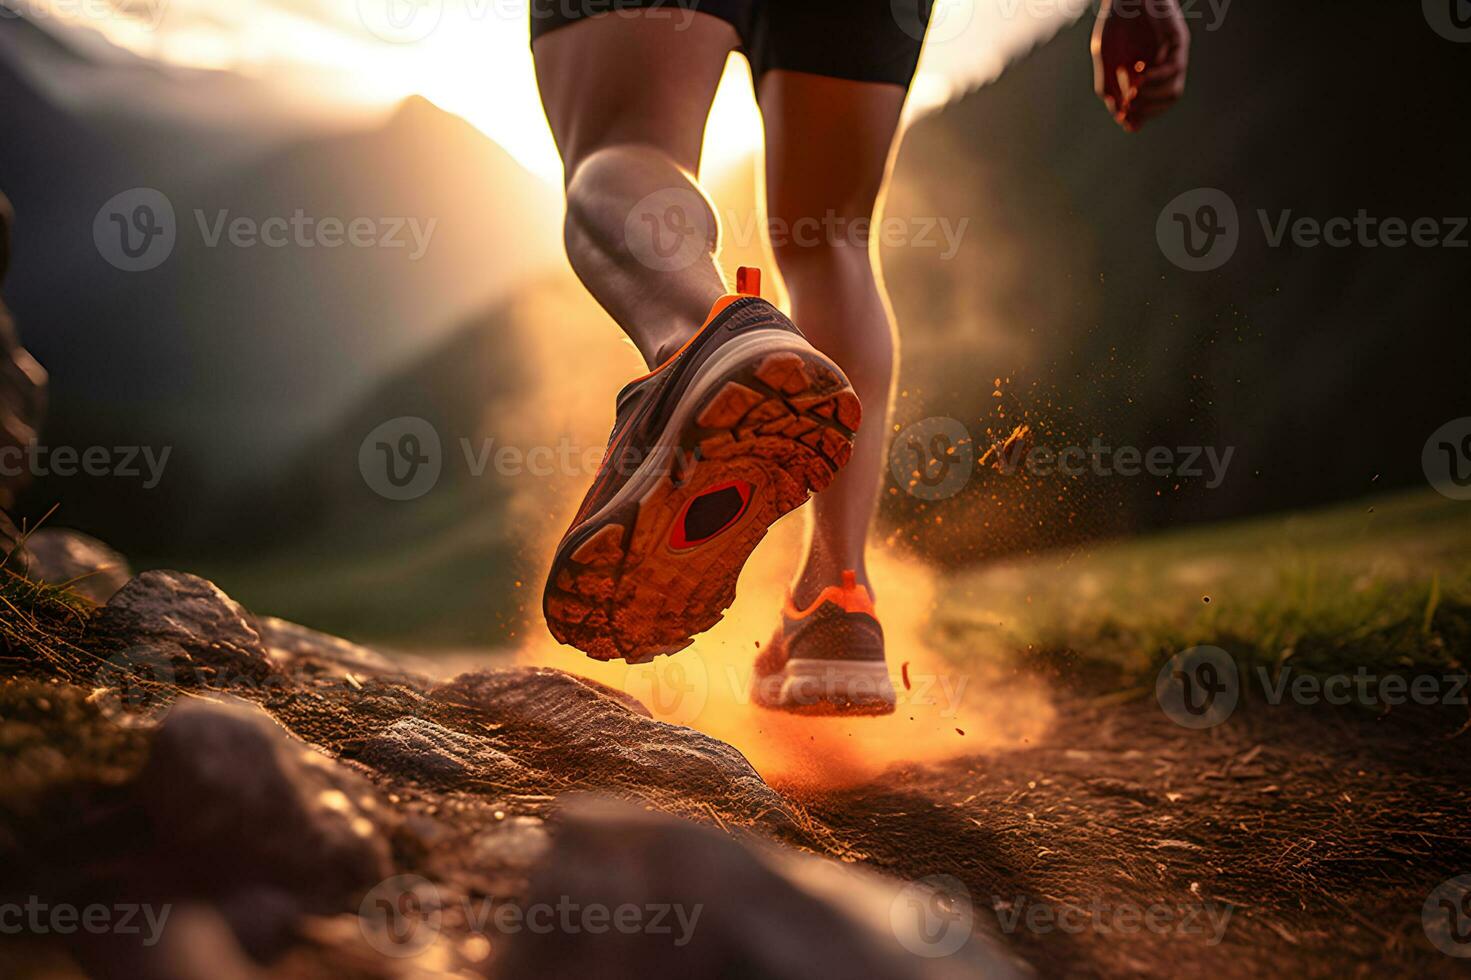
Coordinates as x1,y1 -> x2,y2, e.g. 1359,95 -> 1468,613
784,570 -> 877,619
702,265 -> 765,325
629,268 -> 770,385
736,266 -> 761,296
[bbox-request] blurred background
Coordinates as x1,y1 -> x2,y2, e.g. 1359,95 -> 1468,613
1,0 -> 1467,648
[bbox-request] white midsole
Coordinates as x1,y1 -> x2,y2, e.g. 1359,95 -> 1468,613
755,658 -> 897,705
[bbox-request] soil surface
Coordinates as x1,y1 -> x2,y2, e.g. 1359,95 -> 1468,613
2,554 -> 1469,978
797,684 -> 1471,978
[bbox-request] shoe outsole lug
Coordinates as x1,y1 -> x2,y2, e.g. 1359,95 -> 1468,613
545,344 -> 860,663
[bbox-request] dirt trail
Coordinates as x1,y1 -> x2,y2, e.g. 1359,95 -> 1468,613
505,538 -> 1471,977
791,681 -> 1471,978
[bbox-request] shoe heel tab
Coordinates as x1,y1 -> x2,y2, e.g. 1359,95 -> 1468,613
837,570 -> 876,615
704,269 -> 766,325
736,266 -> 761,297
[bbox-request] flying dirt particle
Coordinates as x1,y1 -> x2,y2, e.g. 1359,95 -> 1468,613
1203,596 -> 1211,604
977,423 -> 1032,473
956,728 -> 965,736
901,662 -> 912,690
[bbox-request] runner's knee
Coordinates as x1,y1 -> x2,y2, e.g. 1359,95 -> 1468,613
769,228 -> 877,295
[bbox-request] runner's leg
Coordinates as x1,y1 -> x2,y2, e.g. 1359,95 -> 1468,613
758,72 -> 907,605
533,11 -> 740,368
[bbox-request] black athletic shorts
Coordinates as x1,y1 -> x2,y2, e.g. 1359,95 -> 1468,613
529,0 -> 935,88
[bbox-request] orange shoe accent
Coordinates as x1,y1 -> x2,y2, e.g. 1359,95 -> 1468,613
626,269 -> 766,385
783,569 -> 877,620
736,265 -> 761,296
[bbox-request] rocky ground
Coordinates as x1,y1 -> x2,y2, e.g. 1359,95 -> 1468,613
0,532 -> 1027,979
3,526 -> 1469,978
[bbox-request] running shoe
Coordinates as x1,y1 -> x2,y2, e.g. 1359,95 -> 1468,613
544,268 -> 861,663
752,569 -> 896,715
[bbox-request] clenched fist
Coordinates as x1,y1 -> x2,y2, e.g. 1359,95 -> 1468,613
1092,0 -> 1191,132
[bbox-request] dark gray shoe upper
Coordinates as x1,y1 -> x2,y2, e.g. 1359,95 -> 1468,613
780,602 -> 885,663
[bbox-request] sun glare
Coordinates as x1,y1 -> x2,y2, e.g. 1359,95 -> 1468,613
30,0 -> 1074,185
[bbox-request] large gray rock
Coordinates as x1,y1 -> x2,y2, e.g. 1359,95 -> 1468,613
14,528 -> 132,603
255,615 -> 403,675
94,570 -> 276,686
431,667 -> 804,837
136,697 -> 393,908
358,715 -> 526,786
491,797 -> 1026,980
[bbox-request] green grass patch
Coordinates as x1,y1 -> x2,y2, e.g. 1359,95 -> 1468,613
938,489 -> 1471,682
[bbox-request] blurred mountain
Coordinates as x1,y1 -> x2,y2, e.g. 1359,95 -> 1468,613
189,295 -> 538,645
879,0 -> 1471,562
1,11 -> 562,552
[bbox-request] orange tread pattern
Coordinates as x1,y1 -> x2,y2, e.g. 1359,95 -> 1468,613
546,349 -> 861,662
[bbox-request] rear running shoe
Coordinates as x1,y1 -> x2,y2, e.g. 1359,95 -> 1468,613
544,267 -> 862,663
752,570 -> 896,715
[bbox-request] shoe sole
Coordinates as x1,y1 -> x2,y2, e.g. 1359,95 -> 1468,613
751,658 -> 897,717
544,330 -> 861,663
